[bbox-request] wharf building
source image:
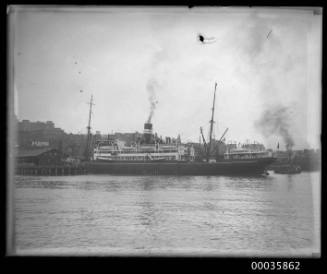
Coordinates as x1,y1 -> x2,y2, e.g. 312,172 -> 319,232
17,119 -> 87,158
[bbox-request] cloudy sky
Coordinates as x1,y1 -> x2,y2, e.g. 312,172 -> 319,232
11,6 -> 322,149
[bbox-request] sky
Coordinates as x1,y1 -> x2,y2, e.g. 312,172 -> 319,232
10,6 -> 322,149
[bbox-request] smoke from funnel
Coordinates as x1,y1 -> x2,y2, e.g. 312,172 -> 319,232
146,78 -> 159,123
255,105 -> 294,150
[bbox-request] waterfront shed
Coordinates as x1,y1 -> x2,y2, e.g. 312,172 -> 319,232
16,148 -> 66,166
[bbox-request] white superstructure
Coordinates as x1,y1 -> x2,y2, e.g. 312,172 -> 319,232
93,139 -> 195,162
224,148 -> 272,160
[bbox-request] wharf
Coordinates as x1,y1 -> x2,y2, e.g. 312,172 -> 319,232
16,164 -> 88,176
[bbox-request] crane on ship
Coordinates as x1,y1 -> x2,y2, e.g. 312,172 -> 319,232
200,127 -> 208,158
219,127 -> 229,142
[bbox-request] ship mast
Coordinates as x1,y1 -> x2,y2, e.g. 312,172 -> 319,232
84,94 -> 94,161
208,82 -> 217,161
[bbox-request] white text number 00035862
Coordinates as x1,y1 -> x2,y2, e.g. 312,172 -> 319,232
251,261 -> 300,271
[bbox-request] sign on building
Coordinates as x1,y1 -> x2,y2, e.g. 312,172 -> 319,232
31,141 -> 49,147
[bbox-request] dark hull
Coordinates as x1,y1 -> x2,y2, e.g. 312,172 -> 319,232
86,157 -> 275,175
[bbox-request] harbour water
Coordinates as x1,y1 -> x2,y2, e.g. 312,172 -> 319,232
13,172 -> 320,256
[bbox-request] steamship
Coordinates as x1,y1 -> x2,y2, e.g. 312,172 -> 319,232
85,83 -> 275,175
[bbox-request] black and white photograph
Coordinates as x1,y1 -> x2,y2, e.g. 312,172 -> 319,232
7,6 -> 322,259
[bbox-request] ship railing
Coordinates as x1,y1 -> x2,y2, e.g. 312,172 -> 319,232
157,149 -> 178,153
226,150 -> 268,155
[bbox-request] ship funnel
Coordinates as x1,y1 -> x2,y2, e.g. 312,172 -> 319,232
144,122 -> 153,143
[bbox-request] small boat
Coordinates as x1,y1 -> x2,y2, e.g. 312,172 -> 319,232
273,164 -> 301,174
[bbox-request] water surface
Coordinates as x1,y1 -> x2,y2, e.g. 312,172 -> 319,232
14,172 -> 320,256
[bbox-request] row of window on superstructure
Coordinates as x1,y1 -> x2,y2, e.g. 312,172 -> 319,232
95,150 -> 179,154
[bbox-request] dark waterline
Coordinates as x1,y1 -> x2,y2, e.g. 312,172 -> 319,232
13,172 -> 320,256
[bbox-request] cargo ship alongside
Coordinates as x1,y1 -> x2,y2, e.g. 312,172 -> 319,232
85,83 -> 275,175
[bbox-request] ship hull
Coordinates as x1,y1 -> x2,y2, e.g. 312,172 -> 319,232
85,157 -> 275,175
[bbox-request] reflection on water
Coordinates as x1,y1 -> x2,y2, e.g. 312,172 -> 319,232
14,172 -> 320,256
